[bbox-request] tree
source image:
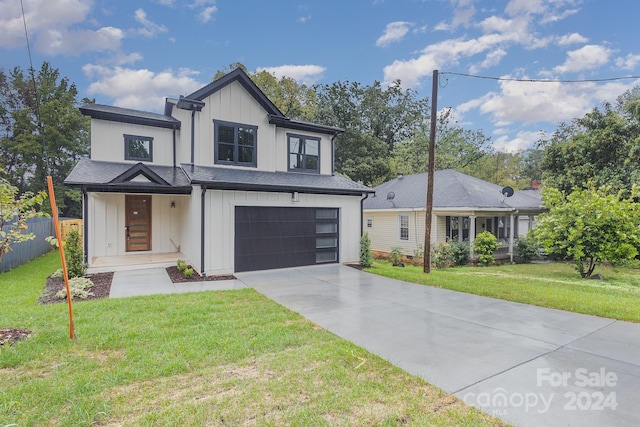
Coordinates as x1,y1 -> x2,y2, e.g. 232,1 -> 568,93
359,232 -> 373,268
314,80 -> 429,185
541,91 -> 640,196
0,62 -> 90,217
0,178 -> 47,262
533,186 -> 640,278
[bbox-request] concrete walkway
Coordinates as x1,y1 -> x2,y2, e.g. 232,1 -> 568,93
109,267 -> 247,298
108,264 -> 640,426
235,264 -> 640,427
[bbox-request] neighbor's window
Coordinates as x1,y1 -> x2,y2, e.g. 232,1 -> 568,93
288,134 -> 320,173
124,135 -> 153,161
399,214 -> 409,240
366,218 -> 373,229
214,120 -> 257,167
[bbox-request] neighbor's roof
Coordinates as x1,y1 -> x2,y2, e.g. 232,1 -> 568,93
363,169 -> 542,211
80,103 -> 181,130
182,164 -> 373,196
65,159 -> 192,194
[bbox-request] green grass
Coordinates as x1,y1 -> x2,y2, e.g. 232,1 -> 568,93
367,260 -> 640,322
0,252 -> 505,426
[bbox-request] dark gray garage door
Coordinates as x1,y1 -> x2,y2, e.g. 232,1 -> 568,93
235,206 -> 339,272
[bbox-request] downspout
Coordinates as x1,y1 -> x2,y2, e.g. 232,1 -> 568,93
172,124 -> 177,168
190,109 -> 196,164
200,185 -> 207,277
360,192 -> 370,236
331,132 -> 337,175
82,189 -> 88,264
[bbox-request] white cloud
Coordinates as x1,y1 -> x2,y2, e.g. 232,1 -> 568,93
376,21 -> 413,47
134,9 -> 168,38
615,53 -> 640,70
189,0 -> 217,23
553,44 -> 612,74
492,130 -> 542,153
557,32 -> 588,46
255,65 -> 326,85
83,65 -> 204,111
198,6 -> 218,23
298,15 -> 311,23
469,48 -> 507,73
0,0 -> 124,55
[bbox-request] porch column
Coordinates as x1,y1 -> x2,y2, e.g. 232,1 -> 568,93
508,213 -> 515,262
468,215 -> 476,259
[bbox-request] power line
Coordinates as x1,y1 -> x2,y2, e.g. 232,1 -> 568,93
440,71 -> 640,84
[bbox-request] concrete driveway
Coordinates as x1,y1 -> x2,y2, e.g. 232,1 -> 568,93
235,264 -> 640,427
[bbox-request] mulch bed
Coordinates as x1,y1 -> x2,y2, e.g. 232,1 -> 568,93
345,263 -> 366,270
0,328 -> 31,348
166,266 -> 236,283
38,272 -> 114,305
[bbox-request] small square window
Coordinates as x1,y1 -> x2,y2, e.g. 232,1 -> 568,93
288,134 -> 320,173
124,135 -> 153,162
214,121 -> 257,167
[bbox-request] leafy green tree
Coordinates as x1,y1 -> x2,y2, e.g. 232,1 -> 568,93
359,232 -> 373,268
314,80 -> 428,185
0,62 -> 90,217
0,178 -> 47,262
533,186 -> 640,278
541,90 -> 640,196
473,231 -> 498,266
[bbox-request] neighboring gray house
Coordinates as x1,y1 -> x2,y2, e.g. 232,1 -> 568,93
363,169 -> 543,259
66,68 -> 372,275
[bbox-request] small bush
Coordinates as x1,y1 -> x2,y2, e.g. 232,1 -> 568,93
474,231 -> 498,266
448,241 -> 470,266
56,277 -> 94,300
50,268 -> 64,278
359,232 -> 373,268
431,242 -> 450,268
516,236 -> 539,263
183,267 -> 194,279
390,247 -> 403,266
176,259 -> 187,272
65,230 -> 85,278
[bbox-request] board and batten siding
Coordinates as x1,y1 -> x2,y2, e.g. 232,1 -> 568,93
364,210 -> 435,257
86,193 -> 186,262
89,119 -> 175,166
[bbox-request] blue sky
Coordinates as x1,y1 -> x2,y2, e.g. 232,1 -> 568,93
3,0 -> 640,152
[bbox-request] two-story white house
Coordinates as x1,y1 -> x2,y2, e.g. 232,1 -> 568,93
65,68 -> 372,274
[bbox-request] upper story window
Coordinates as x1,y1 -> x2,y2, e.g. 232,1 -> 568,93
288,134 -> 320,173
399,214 -> 409,241
124,135 -> 153,162
214,120 -> 257,167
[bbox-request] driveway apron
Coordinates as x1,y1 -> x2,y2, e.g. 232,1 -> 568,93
236,264 -> 640,427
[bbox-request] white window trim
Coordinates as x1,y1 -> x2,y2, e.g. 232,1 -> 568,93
399,214 -> 409,241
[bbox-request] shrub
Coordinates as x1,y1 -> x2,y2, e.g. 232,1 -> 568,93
390,247 -> 403,266
516,236 -> 539,263
431,242 -> 450,268
359,232 -> 373,268
64,230 -> 85,278
50,268 -> 64,278
56,277 -> 94,299
448,241 -> 470,266
473,231 -> 498,266
183,268 -> 194,279
176,259 -> 187,272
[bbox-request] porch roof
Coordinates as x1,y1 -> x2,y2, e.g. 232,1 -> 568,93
65,159 -> 192,194
182,164 -> 373,196
364,169 -> 542,211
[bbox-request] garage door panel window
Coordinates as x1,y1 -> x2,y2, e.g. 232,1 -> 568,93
215,121 -> 257,167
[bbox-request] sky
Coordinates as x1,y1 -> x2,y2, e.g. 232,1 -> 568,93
3,0 -> 640,152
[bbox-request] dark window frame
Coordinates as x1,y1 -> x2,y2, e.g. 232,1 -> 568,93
124,134 -> 153,162
287,133 -> 321,174
214,120 -> 258,167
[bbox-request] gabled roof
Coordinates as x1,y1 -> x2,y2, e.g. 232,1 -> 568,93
187,68 -> 284,117
182,164 -> 373,196
79,104 -> 181,130
65,159 -> 192,194
363,169 -> 542,211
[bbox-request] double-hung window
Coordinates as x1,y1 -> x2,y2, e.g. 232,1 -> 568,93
124,135 -> 153,162
399,214 -> 409,241
214,120 -> 257,167
288,134 -> 320,173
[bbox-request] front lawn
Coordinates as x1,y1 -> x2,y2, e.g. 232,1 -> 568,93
0,252 -> 505,426
367,260 -> 640,322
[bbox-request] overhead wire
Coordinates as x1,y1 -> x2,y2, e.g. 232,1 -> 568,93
440,71 -> 640,84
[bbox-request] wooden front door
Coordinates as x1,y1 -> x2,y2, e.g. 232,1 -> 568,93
125,195 -> 152,252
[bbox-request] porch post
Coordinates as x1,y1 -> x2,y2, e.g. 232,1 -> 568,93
508,213 -> 515,262
468,215 -> 476,259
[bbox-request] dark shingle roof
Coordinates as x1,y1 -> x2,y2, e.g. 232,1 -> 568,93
80,103 -> 181,130
363,169 -> 542,211
182,164 -> 373,196
65,159 -> 192,194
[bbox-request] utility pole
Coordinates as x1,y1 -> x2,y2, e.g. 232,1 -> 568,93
423,70 -> 438,273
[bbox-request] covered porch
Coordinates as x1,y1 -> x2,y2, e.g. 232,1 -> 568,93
87,251 -> 187,273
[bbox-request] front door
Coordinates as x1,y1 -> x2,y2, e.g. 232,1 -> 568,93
125,195 -> 152,251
